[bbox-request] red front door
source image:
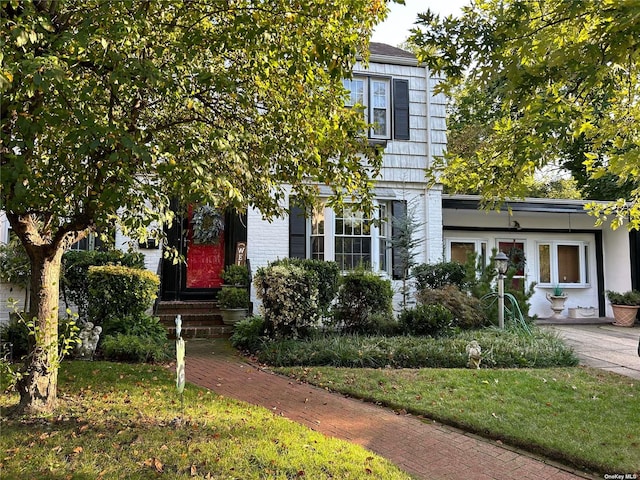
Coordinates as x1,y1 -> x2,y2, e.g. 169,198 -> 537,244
186,205 -> 225,289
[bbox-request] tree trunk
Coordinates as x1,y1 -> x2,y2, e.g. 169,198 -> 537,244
16,246 -> 64,414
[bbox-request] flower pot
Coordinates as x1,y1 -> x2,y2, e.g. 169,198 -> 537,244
611,305 -> 639,327
546,293 -> 567,319
220,308 -> 248,326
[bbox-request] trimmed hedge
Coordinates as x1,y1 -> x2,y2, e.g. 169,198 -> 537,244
88,265 -> 159,326
334,270 -> 393,333
62,250 -> 145,321
398,304 -> 453,337
256,328 -> 579,369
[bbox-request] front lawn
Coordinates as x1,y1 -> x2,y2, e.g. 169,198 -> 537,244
277,365 -> 640,475
0,361 -> 410,480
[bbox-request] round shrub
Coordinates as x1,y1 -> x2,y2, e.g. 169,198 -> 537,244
413,261 -> 467,290
269,258 -> 339,315
254,264 -> 319,339
88,265 -> 159,325
399,304 -> 453,337
333,270 -> 393,333
417,285 -> 489,329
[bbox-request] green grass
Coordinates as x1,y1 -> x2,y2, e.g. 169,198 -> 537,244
276,365 -> 640,474
0,361 -> 410,479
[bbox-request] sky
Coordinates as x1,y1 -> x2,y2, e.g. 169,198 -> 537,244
371,0 -> 469,47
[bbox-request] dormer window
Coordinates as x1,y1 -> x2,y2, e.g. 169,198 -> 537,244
343,76 -> 408,141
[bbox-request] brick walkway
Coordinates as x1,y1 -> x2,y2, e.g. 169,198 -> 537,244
184,338 -> 593,480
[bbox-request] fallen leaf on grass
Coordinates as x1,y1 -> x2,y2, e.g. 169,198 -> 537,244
143,457 -> 164,473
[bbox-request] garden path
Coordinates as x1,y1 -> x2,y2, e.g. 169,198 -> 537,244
543,323 -> 640,379
184,338 -> 594,480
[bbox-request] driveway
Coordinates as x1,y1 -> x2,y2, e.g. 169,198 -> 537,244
543,323 -> 640,379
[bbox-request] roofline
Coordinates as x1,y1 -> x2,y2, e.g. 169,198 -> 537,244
442,194 -> 604,214
368,53 -> 419,67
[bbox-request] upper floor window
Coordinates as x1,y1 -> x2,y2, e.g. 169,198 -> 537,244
342,76 -> 409,141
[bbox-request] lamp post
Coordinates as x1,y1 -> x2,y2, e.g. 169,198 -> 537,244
494,251 -> 509,329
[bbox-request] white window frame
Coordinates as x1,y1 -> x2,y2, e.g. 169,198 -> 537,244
309,201 -> 391,274
445,238 -> 488,266
536,240 -> 590,287
343,76 -> 391,140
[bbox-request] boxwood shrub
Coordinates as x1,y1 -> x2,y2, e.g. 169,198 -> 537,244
333,270 -> 393,333
88,265 -> 159,326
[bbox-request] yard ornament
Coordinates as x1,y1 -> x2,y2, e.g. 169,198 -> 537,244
466,341 -> 482,369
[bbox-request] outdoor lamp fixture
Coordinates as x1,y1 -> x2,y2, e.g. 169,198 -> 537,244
494,251 -> 509,329
494,251 -> 509,276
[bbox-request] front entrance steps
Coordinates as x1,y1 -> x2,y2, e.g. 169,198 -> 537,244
156,301 -> 233,338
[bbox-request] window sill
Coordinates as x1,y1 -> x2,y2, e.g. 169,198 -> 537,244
368,138 -> 388,148
537,284 -> 591,290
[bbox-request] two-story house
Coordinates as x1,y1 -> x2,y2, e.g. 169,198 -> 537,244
2,43 -> 637,328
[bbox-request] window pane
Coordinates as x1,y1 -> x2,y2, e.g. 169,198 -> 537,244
371,80 -> 389,137
372,81 -> 387,107
558,245 -> 580,283
451,242 -> 475,264
335,206 -> 372,270
538,244 -> 551,283
311,237 -> 324,260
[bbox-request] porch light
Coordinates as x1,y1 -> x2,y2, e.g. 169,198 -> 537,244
494,251 -> 509,276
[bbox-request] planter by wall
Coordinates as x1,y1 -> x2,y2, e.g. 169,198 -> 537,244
611,305 -> 639,327
220,308 -> 248,326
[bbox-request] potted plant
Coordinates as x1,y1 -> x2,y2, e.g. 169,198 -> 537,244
217,287 -> 249,325
545,285 -> 568,319
606,290 -> 640,327
220,264 -> 250,287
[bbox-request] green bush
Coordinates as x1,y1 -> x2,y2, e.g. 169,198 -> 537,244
254,264 -> 319,338
257,328 -> 578,369
62,250 -> 145,320
333,270 -> 393,333
0,314 -> 80,361
398,304 -> 453,337
417,285 -> 489,329
230,315 -> 267,352
220,264 -> 250,286
101,334 -> 169,363
270,258 -> 339,315
101,314 -> 168,342
217,287 -> 249,309
413,261 -> 466,290
88,265 -> 159,326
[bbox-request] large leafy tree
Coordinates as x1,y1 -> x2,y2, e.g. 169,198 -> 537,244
1,0 -> 388,413
410,0 -> 640,230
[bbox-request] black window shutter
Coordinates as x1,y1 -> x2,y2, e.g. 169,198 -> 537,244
289,198 -> 306,259
393,79 -> 410,140
391,200 -> 408,280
